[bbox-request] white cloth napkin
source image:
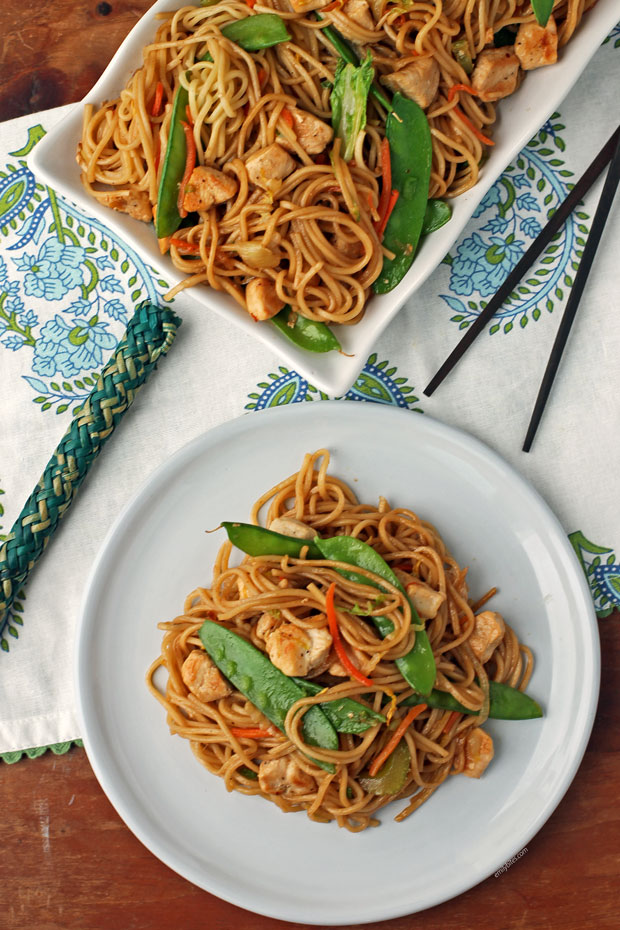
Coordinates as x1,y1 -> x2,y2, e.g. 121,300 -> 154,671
1,32 -> 619,760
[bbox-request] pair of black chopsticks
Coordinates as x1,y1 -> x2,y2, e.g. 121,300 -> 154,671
424,125 -> 620,452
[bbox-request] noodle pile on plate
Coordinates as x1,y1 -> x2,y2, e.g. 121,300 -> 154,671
147,450 -> 536,831
77,0 -> 593,327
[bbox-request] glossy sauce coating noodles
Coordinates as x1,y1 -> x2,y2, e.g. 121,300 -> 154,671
78,0 -> 592,327
147,450 -> 535,831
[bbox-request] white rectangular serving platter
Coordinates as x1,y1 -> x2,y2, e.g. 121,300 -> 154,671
29,0 -> 620,395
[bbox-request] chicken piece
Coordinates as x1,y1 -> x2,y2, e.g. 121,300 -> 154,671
279,108 -> 333,155
380,57 -> 440,110
515,16 -> 558,71
182,166 -> 238,213
405,580 -> 446,620
268,517 -> 316,540
471,47 -> 520,102
245,277 -> 285,322
258,757 -> 315,796
462,727 -> 494,778
97,187 -> 152,223
332,0 -> 375,41
245,143 -> 297,190
265,622 -> 333,676
256,611 -> 280,640
181,650 -> 233,703
468,610 -> 506,664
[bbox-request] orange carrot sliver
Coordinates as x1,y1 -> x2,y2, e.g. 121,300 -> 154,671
447,83 -> 480,103
442,710 -> 460,734
368,703 -> 427,777
376,189 -> 399,239
177,120 -> 197,218
453,107 -> 495,146
471,586 -> 498,613
281,107 -> 294,129
246,0 -> 257,7
151,81 -> 164,118
326,582 -> 373,687
230,726 -> 273,739
170,237 -> 201,253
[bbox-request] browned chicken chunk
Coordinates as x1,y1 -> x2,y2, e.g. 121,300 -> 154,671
182,166 -> 238,212
515,16 -> 558,70
471,47 -> 521,102
97,187 -> 152,223
381,57 -> 440,110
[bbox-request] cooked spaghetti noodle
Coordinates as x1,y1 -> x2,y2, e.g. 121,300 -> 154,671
78,0 -> 592,326
147,450 -> 535,831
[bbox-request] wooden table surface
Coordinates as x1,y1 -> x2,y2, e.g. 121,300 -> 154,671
1,3 -> 619,929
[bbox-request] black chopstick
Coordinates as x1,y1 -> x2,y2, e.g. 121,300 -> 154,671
424,125 -> 620,398
522,128 -> 620,452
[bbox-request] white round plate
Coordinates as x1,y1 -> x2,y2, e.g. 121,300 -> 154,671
75,402 -> 599,925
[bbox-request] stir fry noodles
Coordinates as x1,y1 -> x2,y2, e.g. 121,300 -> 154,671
147,450 -> 540,831
78,1 -> 592,336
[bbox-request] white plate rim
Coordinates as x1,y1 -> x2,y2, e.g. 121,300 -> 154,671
28,0 -> 620,397
74,401 -> 600,925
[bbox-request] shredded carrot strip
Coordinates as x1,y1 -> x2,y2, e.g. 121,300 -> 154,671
448,83 -> 480,102
281,107 -> 294,129
185,104 -> 194,126
442,710 -> 460,734
326,582 -> 373,687
453,107 -> 495,146
230,727 -> 273,738
322,0 -> 343,10
151,81 -> 164,117
246,0 -> 257,7
177,121 -> 196,218
368,704 -> 427,777
471,586 -> 498,613
170,237 -> 201,253
376,189 -> 399,239
257,67 -> 268,87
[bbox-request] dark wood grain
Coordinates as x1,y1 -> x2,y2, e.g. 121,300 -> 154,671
1,613 -> 618,930
0,1 -> 151,122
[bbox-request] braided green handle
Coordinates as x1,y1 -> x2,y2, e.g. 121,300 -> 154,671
0,302 -> 182,637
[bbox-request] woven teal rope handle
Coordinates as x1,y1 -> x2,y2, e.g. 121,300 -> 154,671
0,302 -> 182,638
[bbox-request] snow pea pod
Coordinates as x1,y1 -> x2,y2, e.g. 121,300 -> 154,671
199,620 -> 338,770
358,738 -> 410,796
531,0 -> 554,27
272,306 -> 341,354
314,535 -> 436,696
373,92 -> 432,294
401,680 -> 543,720
221,13 -> 291,51
155,85 -> 189,239
292,678 -> 386,733
221,521 -> 323,559
421,199 -> 452,236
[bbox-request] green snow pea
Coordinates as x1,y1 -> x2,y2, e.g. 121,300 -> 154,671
530,0 -> 554,27
221,521 -> 322,559
314,535 -> 436,696
199,620 -> 338,770
292,678 -> 386,734
221,14 -> 291,51
373,92 -> 433,294
400,680 -> 543,720
271,306 -> 341,354
421,199 -> 452,236
155,85 -> 189,239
